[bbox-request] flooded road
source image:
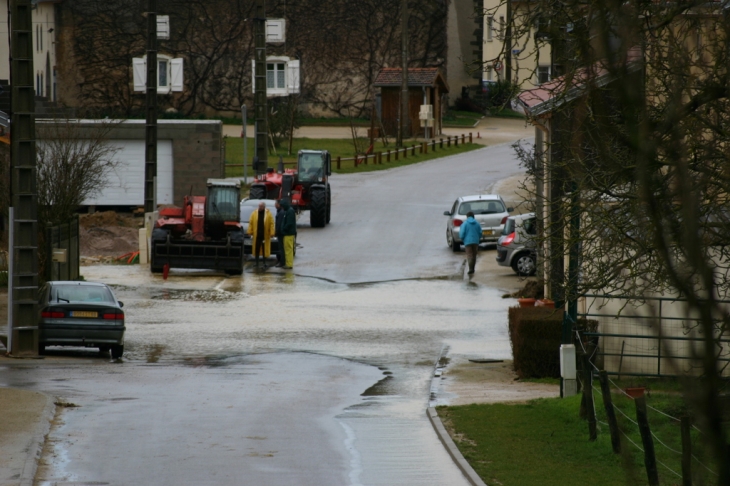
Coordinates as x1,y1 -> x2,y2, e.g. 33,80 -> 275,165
14,143 -> 527,485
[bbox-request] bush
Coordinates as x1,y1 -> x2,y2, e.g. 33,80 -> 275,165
485,80 -> 518,110
509,306 -> 564,378
509,306 -> 599,379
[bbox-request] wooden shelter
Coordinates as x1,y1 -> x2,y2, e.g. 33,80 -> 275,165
374,67 -> 449,138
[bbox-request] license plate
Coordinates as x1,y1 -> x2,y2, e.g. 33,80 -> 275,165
482,230 -> 493,236
71,311 -> 98,318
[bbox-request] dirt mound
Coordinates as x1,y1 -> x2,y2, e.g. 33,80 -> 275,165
80,211 -> 140,228
80,212 -> 142,259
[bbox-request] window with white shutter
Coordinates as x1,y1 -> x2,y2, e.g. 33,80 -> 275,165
157,15 -> 170,39
132,55 -> 184,93
252,56 -> 300,97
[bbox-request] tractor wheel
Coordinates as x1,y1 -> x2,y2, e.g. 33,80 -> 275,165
310,189 -> 327,228
326,184 -> 331,224
150,240 -> 163,273
249,185 -> 266,200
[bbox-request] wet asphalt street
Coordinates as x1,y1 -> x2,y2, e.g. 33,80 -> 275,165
3,142 -> 528,485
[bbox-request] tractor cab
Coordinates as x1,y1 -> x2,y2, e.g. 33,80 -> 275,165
205,179 -> 241,238
297,150 -> 331,185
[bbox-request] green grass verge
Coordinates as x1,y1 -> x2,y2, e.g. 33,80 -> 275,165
487,108 -> 526,119
224,137 -> 483,177
439,390 -> 716,486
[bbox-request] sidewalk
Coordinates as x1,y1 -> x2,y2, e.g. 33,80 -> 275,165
0,384 -> 55,486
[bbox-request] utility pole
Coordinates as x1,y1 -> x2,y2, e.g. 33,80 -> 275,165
398,0 -> 409,147
9,0 -> 39,356
253,0 -> 268,174
505,0 -> 512,84
144,0 -> 158,214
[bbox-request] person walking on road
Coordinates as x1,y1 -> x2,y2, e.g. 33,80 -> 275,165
247,201 -> 275,268
274,200 -> 285,267
281,200 -> 297,269
459,211 -> 481,275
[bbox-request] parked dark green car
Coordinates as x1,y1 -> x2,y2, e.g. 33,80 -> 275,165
38,281 -> 126,359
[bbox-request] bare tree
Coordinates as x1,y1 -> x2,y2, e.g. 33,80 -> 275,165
57,0 -> 447,118
36,120 -> 121,227
482,0 -> 730,481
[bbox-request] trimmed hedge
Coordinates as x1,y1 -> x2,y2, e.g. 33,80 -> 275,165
508,306 -> 599,379
509,306 -> 564,378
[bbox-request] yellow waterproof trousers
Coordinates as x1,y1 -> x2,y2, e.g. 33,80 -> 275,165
283,235 -> 295,268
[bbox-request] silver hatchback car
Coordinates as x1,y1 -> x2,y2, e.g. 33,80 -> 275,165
496,212 -> 537,276
444,195 -> 513,252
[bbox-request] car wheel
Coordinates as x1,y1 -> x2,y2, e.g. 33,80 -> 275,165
38,343 -> 46,355
111,345 -> 124,359
447,230 -> 460,252
512,252 -> 536,276
99,345 -> 111,354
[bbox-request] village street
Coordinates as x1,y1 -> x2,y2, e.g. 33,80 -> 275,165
2,141 -> 534,485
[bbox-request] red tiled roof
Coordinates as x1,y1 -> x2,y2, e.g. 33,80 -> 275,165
374,68 -> 449,92
517,47 -> 643,117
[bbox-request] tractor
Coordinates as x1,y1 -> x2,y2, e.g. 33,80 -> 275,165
150,179 -> 245,275
248,149 -> 331,227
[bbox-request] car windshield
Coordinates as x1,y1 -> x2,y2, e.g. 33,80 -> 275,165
52,285 -> 115,303
459,200 -> 505,215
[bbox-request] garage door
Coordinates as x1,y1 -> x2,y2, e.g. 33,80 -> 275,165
82,140 -> 173,206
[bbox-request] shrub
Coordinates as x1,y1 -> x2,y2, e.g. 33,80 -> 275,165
509,306 -> 599,379
509,306 -> 564,378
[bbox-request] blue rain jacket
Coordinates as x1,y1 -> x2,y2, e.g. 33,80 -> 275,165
459,217 -> 482,246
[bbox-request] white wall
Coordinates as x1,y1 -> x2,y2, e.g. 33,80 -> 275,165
81,140 -> 174,206
0,0 -> 58,99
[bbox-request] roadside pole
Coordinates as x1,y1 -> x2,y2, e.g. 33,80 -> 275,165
6,208 -> 13,352
253,0 -> 268,174
144,0 -> 158,214
241,104 -> 247,184
398,0 -> 409,147
9,0 -> 39,356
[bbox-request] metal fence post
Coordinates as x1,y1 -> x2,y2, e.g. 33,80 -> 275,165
599,371 -> 621,453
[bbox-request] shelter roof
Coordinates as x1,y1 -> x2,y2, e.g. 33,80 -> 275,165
374,68 -> 449,92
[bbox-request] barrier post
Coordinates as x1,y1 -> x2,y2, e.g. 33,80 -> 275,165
337,156 -> 341,170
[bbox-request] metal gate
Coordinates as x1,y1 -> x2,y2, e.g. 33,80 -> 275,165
45,215 -> 80,281
579,294 -> 730,377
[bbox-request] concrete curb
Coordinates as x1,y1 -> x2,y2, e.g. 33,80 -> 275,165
427,407 -> 488,486
20,394 -> 55,486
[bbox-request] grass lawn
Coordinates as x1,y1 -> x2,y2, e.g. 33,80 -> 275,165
223,136 -> 483,177
438,385 -> 717,486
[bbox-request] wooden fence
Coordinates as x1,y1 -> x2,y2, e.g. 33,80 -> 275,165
226,133 -> 474,172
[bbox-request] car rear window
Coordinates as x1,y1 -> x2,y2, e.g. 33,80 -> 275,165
459,200 -> 505,215
503,218 -> 516,235
52,285 -> 115,303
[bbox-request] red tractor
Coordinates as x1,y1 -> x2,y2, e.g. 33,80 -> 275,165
248,149 -> 331,227
150,179 -> 245,275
